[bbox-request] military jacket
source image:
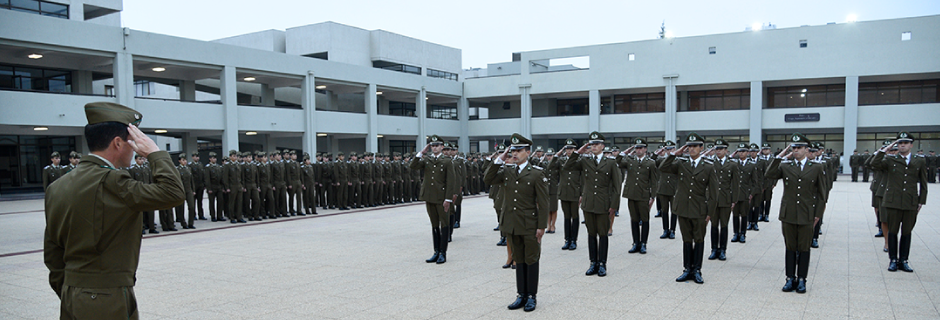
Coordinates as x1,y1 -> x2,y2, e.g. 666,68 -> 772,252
44,152 -> 184,295
655,157 -> 678,197
563,152 -> 623,213
177,164 -> 195,193
543,157 -> 560,196
658,154 -> 718,219
764,157 -> 828,225
288,160 -> 302,183
373,161 -> 385,184
258,162 -> 272,189
410,153 -> 458,204
189,161 -> 205,190
271,160 -> 286,187
870,152 -> 928,210
222,160 -> 242,190
483,161 -> 549,235
361,161 -> 374,184
319,161 -> 333,185
302,164 -> 316,186
850,154 -> 860,167
205,163 -> 223,190
618,154 -> 660,201
333,160 -> 348,183
43,164 -> 63,191
242,161 -> 259,187
711,157 -> 738,208
733,158 -> 761,202
759,155 -> 776,190
552,156 -> 582,201
865,155 -> 887,196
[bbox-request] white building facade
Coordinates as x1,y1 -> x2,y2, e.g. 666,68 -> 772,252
1,1 -> 938,191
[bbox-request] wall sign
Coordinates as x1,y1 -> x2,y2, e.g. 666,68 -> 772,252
785,113 -> 820,122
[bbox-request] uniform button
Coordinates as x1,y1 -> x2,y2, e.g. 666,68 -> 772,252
797,201 -> 800,203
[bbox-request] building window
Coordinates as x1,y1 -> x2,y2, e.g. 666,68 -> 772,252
303,52 -> 328,60
685,89 -> 750,111
0,64 -> 72,92
1,0 -> 68,19
427,68 -> 458,81
708,47 -> 717,55
859,80 -> 938,105
799,40 -> 808,48
556,98 -> 589,116
611,93 -> 665,113
429,105 -> 457,120
628,53 -> 635,61
901,32 -> 911,41
134,80 -> 152,97
387,101 -> 416,117
768,84 -> 845,108
373,61 -> 421,75
388,140 -> 416,156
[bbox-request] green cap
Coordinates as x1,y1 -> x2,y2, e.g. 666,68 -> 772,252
443,141 -> 453,149
497,144 -> 506,152
663,140 -> 676,148
736,143 -> 748,151
715,139 -> 729,148
603,146 -> 611,153
564,138 -> 577,148
428,135 -> 443,145
685,132 -> 704,146
588,131 -> 604,144
535,146 -> 543,152
229,150 -> 238,156
789,133 -> 810,147
84,102 -> 142,126
509,133 -> 532,150
51,151 -> 60,157
749,143 -> 760,151
897,131 -> 914,142
546,148 -> 554,153
761,143 -> 771,149
178,152 -> 187,159
633,138 -> 647,147
208,152 -> 217,157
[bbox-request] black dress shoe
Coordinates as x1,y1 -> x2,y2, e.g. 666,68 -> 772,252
731,233 -> 739,242
211,218 -> 218,222
692,270 -> 704,284
454,222 -> 460,228
888,259 -> 898,271
669,231 -> 676,239
569,242 -> 577,250
230,220 -> 237,224
660,230 -> 670,239
874,228 -> 884,237
297,213 -> 306,216
494,225 -> 500,231
639,243 -> 647,254
497,237 -> 507,246
142,230 -> 146,235
426,252 -> 440,263
782,277 -> 795,292
149,229 -> 159,234
585,262 -> 598,276
654,212 -> 662,217
607,232 -> 613,237
237,219 -> 247,223
436,252 -> 446,264
198,217 -> 207,220
739,235 -> 746,243
597,263 -> 607,277
752,223 -> 759,231
167,228 -> 178,231
676,269 -> 691,282
811,239 -> 819,248
795,278 -> 806,293
628,243 -> 640,253
511,264 -> 516,269
523,295 -> 537,312
899,260 -> 914,272
708,249 -> 718,260
502,263 -> 512,269
718,249 -> 727,261
561,241 -> 571,250
507,295 -> 527,310
188,225 -> 196,229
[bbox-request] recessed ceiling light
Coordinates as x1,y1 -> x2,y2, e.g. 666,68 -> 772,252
377,134 -> 384,138
33,126 -> 48,131
246,131 -> 257,135
244,77 -> 256,81
154,129 -> 168,133
152,67 -> 166,72
28,53 -> 43,59
316,133 -> 327,137
375,91 -> 383,95
315,85 -> 326,89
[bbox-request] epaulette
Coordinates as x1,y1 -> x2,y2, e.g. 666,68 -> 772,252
781,160 -> 793,163
532,165 -> 543,170
44,165 -> 52,169
916,154 -> 926,157
701,158 -> 714,164
677,156 -> 690,161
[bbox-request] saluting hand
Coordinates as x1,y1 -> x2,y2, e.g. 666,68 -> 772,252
777,145 -> 791,158
126,124 -> 160,157
577,143 -> 590,154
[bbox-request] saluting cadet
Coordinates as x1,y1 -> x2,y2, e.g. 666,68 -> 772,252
271,151 -> 288,216
564,132 -> 622,277
656,140 -> 679,239
43,151 -> 63,191
44,102 -> 184,319
205,152 -> 223,221
867,140 -> 894,247
809,142 -> 833,248
708,139 -> 735,260
411,135 -> 459,264
484,133 -> 549,312
489,146 -> 509,247
449,147 -> 467,230
617,138 -> 660,254
374,153 -> 386,206
175,153 -> 197,229
403,153 -> 414,203
131,154 -> 158,234
870,132 -> 928,272
189,152 -> 207,220
658,132 -> 718,284
287,150 -> 304,215
552,139 -> 581,250
731,143 -> 761,245
764,133 -> 828,293
346,152 -> 360,209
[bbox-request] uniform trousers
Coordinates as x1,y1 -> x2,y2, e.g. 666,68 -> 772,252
884,208 -> 918,261
275,184 -> 288,214
289,180 -> 303,213
143,211 -> 156,231
175,191 -> 195,227
207,188 -> 221,220
509,233 -> 541,265
657,195 -> 677,231
60,285 -> 138,320
851,166 -> 859,182
560,200 -> 580,242
261,186 -> 275,217
583,211 -> 610,262
335,182 -> 348,209
781,222 -> 814,252
193,187 -> 205,218
226,190 -> 243,221
711,206 -> 732,249
626,199 -> 651,245
245,185 -> 261,219
732,200 -> 749,236
678,216 -> 707,243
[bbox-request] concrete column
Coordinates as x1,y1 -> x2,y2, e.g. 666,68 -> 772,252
261,84 -> 276,106
663,75 -> 678,142
179,80 -> 196,101
68,1 -> 84,21
520,84 -> 532,138
416,87 -> 427,147
329,136 -> 339,155
749,81 -> 763,144
72,71 -> 93,94
221,66 -> 239,153
843,76 -> 859,174
301,72 -> 317,155
264,134 -> 277,153
113,52 -> 135,109
75,135 -> 88,154
365,83 -> 378,152
588,89 -> 600,132
181,132 -> 198,158
458,93 -> 470,153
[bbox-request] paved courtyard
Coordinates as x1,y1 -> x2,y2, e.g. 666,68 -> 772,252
1,179 -> 939,319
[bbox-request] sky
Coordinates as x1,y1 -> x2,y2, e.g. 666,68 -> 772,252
120,0 -> 940,70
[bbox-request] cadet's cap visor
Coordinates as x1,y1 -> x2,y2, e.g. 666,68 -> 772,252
509,145 -> 528,151
429,142 -> 443,145
790,143 -> 809,147
685,141 -> 704,146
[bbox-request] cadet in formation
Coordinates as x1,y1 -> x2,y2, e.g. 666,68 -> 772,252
551,139 -> 581,250
412,135 -> 459,264
617,138 -> 659,254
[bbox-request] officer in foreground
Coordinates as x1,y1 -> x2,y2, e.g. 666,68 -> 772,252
484,133 -> 549,312
870,132 -> 928,272
44,101 -> 185,319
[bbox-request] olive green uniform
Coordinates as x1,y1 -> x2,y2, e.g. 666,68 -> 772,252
205,161 -> 223,221
764,157 -> 828,284
410,152 -> 459,262
563,152 -> 622,268
552,155 -> 582,247
870,151 -> 928,267
658,154 -> 718,279
222,157 -> 244,222
175,163 -> 197,228
710,156 -> 737,253
189,160 -> 206,219
618,154 -> 659,249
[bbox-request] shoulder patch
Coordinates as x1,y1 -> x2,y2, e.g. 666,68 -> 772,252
701,159 -> 714,164
532,165 -> 543,170
677,157 -> 690,161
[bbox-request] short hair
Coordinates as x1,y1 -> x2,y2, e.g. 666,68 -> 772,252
85,122 -> 129,152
